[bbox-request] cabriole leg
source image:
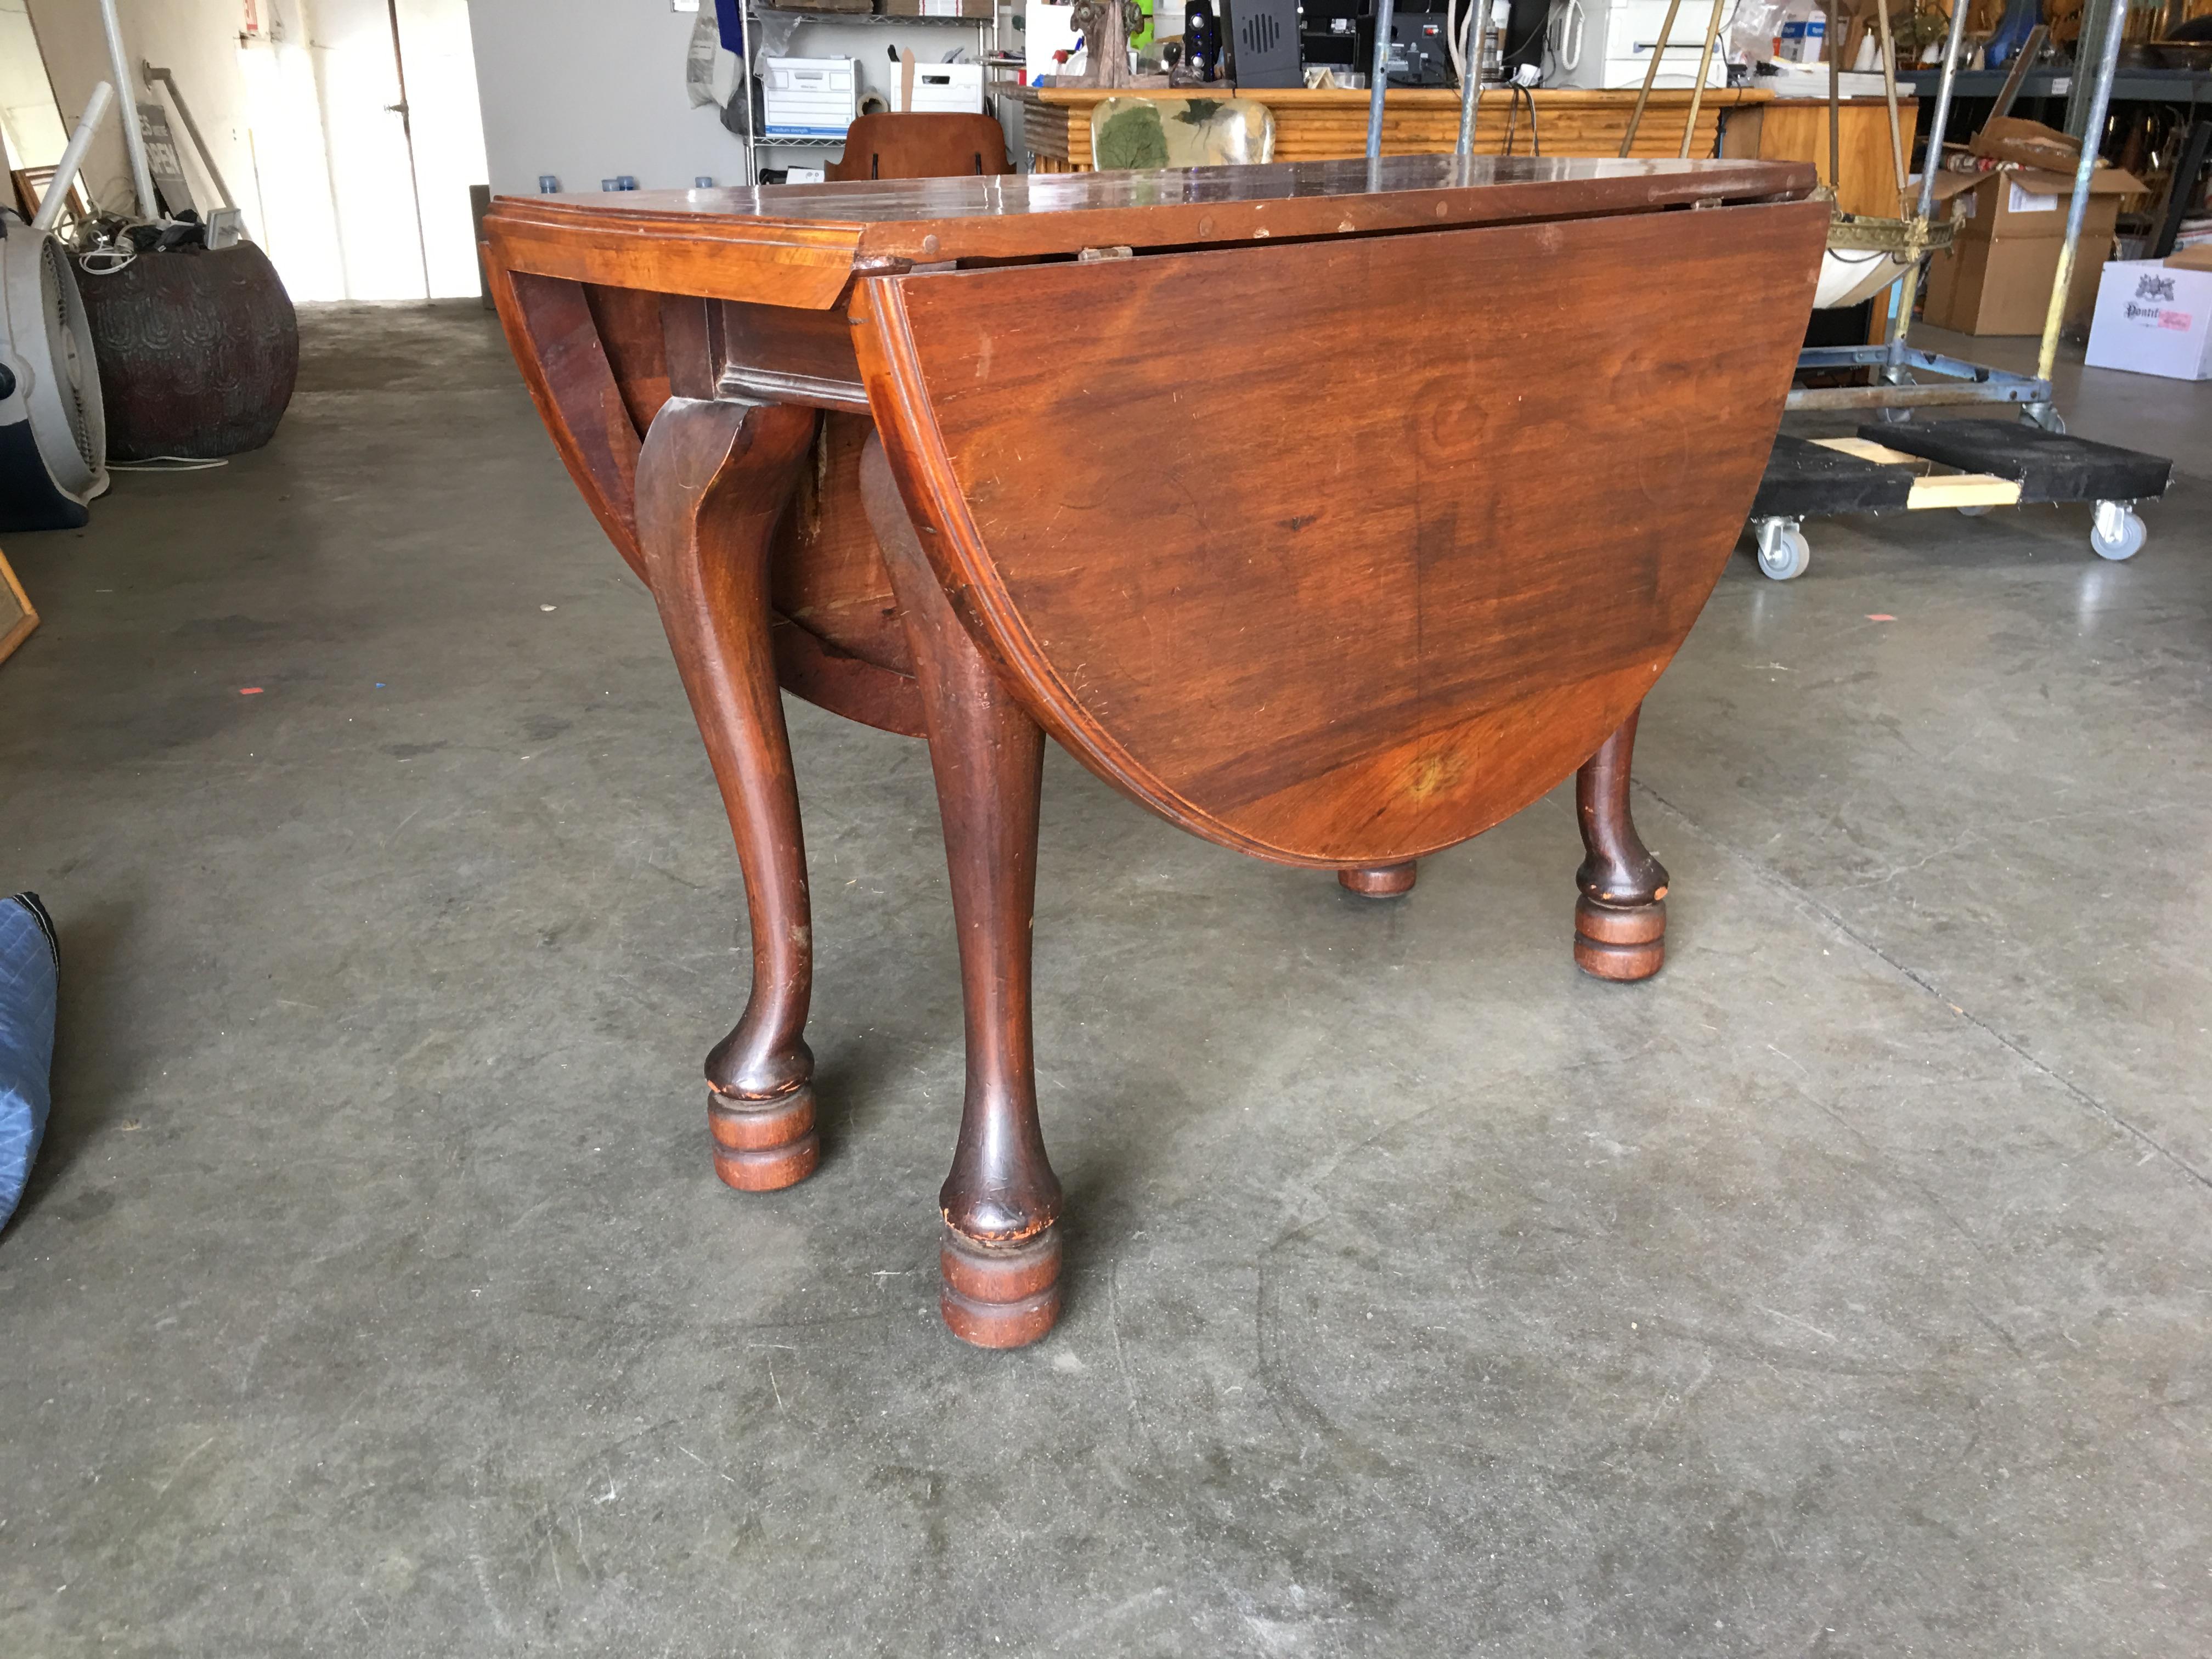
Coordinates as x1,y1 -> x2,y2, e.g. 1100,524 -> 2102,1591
860,434 -> 1063,1348
1574,707 -> 1668,982
635,396 -> 822,1189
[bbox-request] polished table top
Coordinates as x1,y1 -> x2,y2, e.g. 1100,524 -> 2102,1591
487,154 -> 1818,307
521,154 -> 1804,224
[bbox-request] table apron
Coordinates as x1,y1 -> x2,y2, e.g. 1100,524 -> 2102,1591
715,298 -> 869,412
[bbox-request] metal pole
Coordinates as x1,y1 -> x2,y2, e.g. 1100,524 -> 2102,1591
1912,0 -> 1970,223
143,65 -> 237,212
1892,0 -> 1967,355
2064,0 -> 2112,141
1824,0 -> 1841,184
31,82 -> 114,235
2035,0 -> 2128,387
743,69 -> 756,191
735,0 -> 756,186
1874,0 -> 1908,209
1455,0 -> 1488,160
1368,0 -> 1398,163
1618,0 -> 1685,157
95,0 -> 158,219
1678,0 -> 1726,160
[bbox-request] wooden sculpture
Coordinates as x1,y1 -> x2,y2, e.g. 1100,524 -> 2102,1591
1070,0 -> 1143,88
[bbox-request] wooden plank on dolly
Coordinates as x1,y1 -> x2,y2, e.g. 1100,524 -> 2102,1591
1905,473 -> 2023,509
1814,436 -> 2026,506
1812,436 -> 1929,470
1812,437 -> 2020,508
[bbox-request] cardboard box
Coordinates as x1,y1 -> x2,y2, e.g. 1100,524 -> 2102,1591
1922,199 -> 2124,334
1917,161 -> 2145,335
2084,259 -> 2212,380
879,0 -> 994,14
1966,116 -> 2080,174
1778,16 -> 1826,60
901,60 -> 985,112
2169,243 -> 2212,273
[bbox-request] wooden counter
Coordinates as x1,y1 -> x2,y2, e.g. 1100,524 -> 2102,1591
1723,96 -> 1920,221
1721,95 -> 1920,341
1015,86 -> 1774,171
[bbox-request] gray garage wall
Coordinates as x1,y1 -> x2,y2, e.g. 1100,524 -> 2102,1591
464,0 -> 1001,196
465,0 -> 733,195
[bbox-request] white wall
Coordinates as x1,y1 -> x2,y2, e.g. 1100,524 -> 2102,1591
1,0 -> 70,170
26,0 -> 488,300
235,0 -> 353,299
465,0 -> 729,195
29,0 -> 352,295
27,0 -> 268,224
462,0 -> 998,196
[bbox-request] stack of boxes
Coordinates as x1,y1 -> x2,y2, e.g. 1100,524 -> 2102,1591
758,0 -> 990,140
1919,120 -> 2144,338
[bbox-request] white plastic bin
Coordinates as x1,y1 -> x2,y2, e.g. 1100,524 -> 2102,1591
762,57 -> 857,138
902,63 -> 985,115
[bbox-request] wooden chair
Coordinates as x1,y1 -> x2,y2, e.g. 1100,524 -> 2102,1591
825,112 -> 1011,182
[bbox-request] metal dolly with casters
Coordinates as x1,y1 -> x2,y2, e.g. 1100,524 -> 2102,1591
1747,424 -> 2173,580
1749,0 -> 2179,579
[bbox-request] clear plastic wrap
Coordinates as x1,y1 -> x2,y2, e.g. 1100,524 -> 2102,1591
1725,0 -> 1799,65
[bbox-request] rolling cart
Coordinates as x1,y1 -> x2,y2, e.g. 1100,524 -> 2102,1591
1748,424 -> 2169,579
1746,0 -> 2177,578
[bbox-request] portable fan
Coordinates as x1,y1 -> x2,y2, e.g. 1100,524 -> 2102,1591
0,208 -> 108,533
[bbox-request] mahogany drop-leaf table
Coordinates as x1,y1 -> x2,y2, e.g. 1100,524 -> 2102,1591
482,155 -> 1825,1348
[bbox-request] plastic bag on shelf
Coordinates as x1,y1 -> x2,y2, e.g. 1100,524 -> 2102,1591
687,9 -> 721,107
1725,0 -> 1797,65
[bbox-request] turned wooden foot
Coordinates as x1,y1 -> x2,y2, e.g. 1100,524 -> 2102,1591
1573,707 -> 1668,983
635,396 -> 823,1188
864,435 -> 1064,1346
940,1226 -> 1063,1347
1339,862 -> 1417,898
708,1087 -> 820,1190
1573,895 -> 1666,981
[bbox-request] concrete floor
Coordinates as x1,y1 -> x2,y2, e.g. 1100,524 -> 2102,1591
2,301 -> 2209,1658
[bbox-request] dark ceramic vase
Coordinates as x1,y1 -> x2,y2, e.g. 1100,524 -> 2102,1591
77,241 -> 298,461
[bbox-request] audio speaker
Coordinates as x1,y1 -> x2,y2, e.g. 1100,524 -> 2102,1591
1221,0 -> 1301,88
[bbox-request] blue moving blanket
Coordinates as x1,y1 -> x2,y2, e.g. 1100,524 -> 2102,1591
0,893 -> 58,1229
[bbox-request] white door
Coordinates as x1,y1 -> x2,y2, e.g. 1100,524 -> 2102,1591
390,0 -> 491,298
306,0 -> 488,300
309,0 -> 427,298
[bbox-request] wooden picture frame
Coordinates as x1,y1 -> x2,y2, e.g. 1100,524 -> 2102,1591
9,166 -> 88,228
0,549 -> 39,667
